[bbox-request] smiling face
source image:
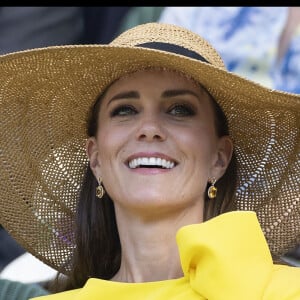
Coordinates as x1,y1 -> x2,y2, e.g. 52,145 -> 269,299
87,69 -> 232,218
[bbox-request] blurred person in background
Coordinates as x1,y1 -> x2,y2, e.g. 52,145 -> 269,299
0,7 -> 84,54
159,7 -> 300,94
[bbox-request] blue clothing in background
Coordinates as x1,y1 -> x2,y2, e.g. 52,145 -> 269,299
159,7 -> 300,94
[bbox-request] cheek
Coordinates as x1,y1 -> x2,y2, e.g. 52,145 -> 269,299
176,125 -> 216,158
96,126 -> 129,161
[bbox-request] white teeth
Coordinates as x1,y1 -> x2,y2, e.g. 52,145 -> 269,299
128,157 -> 175,169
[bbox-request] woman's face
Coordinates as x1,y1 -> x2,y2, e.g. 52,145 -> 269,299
87,69 -> 232,216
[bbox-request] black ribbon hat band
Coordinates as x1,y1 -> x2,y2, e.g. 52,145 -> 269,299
137,42 -> 210,64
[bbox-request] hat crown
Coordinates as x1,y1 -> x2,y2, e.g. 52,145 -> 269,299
110,22 -> 226,69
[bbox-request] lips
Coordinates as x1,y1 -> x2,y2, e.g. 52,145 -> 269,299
128,157 -> 175,169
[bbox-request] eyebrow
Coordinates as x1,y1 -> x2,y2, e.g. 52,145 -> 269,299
161,89 -> 200,99
107,91 -> 139,106
107,89 -> 200,107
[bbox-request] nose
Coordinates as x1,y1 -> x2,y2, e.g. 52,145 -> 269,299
135,113 -> 166,142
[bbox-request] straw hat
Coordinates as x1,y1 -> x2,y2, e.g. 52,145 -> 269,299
0,23 -> 299,274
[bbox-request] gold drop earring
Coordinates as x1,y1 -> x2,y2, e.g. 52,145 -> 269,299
96,176 -> 105,199
207,177 -> 217,199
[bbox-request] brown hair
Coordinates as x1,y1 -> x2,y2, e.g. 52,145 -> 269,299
203,89 -> 238,220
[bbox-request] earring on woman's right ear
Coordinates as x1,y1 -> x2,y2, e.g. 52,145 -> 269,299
96,176 -> 105,199
207,177 -> 217,199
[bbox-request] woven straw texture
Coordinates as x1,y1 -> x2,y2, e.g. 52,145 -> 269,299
0,23 -> 299,274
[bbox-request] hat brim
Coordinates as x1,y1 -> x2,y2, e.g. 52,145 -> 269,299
0,44 -> 299,273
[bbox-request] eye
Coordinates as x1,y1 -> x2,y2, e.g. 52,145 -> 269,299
110,105 -> 137,117
168,103 -> 196,117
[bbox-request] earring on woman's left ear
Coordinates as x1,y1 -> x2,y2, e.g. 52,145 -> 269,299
96,176 -> 105,199
207,177 -> 217,199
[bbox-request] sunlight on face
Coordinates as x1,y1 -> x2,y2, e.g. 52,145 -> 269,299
88,69 -> 226,218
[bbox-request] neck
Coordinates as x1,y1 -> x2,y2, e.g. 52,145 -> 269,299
111,201 -> 204,283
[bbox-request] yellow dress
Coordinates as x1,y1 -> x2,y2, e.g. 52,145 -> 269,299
33,211 -> 300,299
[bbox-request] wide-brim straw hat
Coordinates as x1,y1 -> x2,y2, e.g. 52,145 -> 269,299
0,23 -> 299,274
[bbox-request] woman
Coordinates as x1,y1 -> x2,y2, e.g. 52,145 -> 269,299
0,23 -> 299,299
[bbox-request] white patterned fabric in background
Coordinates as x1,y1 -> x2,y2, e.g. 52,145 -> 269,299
159,7 -> 300,94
